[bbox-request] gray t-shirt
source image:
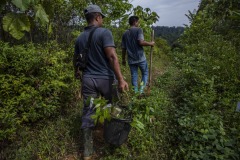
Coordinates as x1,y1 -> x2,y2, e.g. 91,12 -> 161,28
121,27 -> 146,64
74,26 -> 115,79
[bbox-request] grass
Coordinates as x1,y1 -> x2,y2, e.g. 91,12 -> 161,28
1,104 -> 83,160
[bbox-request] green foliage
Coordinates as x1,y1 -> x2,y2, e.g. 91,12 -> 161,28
133,6 -> 159,26
90,90 -> 146,132
11,0 -> 36,11
3,13 -> 30,40
100,87 -> 173,160
34,4 -> 49,25
153,26 -> 185,45
90,97 -> 112,124
2,0 -> 49,40
0,41 -> 78,141
1,0 -> 159,43
154,37 -> 171,55
153,1 -> 240,158
3,1 -> 240,159
197,0 -> 240,48
1,106 -> 82,159
178,114 -> 239,159
2,37 -> 170,159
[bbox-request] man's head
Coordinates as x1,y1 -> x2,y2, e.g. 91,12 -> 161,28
84,5 -> 105,26
129,16 -> 139,27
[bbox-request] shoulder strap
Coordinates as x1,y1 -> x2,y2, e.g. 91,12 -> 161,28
85,27 -> 98,50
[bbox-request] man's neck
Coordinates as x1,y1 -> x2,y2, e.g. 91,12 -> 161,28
88,22 -> 99,27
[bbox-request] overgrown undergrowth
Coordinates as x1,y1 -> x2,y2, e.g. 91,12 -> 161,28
1,14 -> 240,159
1,41 -> 172,159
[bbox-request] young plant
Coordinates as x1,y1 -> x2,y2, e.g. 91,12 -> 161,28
89,88 -> 146,132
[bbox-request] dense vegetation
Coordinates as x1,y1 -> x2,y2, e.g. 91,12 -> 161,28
153,26 -> 184,45
1,0 -> 240,159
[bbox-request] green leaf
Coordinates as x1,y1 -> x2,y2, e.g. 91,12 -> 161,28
91,114 -> 98,120
203,135 -> 208,140
11,0 -> 35,11
131,118 -> 144,131
99,116 -> 104,124
12,0 -> 38,11
95,103 -> 100,108
103,108 -> 110,118
48,23 -> 53,34
3,13 -> 30,40
85,97 -> 93,106
34,4 -> 49,25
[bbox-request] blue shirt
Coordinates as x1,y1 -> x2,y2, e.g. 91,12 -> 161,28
121,27 -> 146,64
74,26 -> 115,79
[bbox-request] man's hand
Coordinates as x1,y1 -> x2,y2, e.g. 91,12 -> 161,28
118,79 -> 129,92
150,41 -> 155,47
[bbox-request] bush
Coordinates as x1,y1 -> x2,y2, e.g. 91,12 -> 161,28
154,14 -> 240,159
0,41 -> 79,141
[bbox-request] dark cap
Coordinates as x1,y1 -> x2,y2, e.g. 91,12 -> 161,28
84,5 -> 106,18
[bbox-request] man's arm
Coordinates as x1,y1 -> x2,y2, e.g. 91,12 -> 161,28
139,40 -> 155,46
104,47 -> 129,92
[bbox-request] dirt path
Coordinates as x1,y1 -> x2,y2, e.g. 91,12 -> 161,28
63,54 -> 168,160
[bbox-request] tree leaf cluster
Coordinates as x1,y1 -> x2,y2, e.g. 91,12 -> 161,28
0,0 -> 159,43
153,26 -> 185,45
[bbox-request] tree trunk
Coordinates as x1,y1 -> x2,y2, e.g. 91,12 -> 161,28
0,14 -> 6,41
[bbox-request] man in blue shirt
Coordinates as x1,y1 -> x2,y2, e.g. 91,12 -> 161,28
74,4 -> 129,160
121,16 -> 155,93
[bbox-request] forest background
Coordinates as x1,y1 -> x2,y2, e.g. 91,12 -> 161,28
0,0 -> 240,159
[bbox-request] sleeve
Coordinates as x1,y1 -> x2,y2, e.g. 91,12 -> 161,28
102,29 -> 116,48
137,28 -> 144,41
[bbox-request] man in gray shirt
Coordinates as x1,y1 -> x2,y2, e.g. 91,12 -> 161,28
74,4 -> 128,160
122,16 -> 155,94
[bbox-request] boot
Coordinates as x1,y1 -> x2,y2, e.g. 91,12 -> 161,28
83,128 -> 93,159
139,85 -> 145,94
133,86 -> 138,93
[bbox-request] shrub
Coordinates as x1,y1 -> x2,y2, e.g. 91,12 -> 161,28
155,15 -> 240,159
0,41 -> 79,141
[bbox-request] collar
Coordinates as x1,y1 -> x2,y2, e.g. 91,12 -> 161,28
84,25 -> 98,30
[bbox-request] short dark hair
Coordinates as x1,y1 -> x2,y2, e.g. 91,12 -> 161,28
129,16 -> 139,25
85,12 -> 100,23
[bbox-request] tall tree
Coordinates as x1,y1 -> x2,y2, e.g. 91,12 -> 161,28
1,0 -> 159,43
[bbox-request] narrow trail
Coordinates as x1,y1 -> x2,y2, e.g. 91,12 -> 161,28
63,56 -> 168,160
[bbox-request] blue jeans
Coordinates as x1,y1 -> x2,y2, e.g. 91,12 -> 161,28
129,60 -> 148,92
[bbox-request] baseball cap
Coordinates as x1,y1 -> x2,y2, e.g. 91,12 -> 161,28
84,5 -> 106,18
